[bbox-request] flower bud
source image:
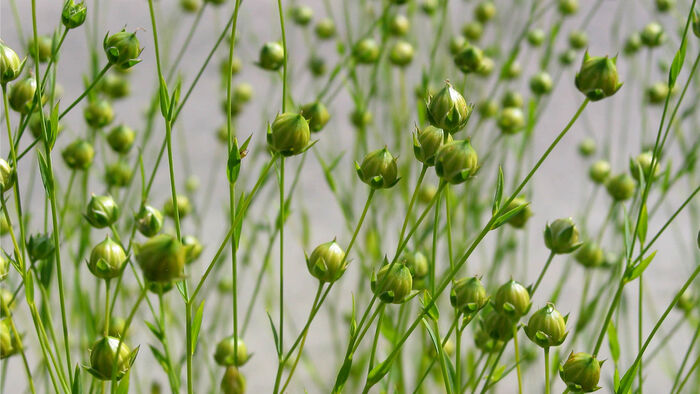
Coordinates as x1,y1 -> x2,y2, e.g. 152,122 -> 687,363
100,73 -> 130,99
434,140 -> 479,184
574,241 -> 604,268
575,52 -> 622,101
214,336 -> 248,366
401,251 -> 428,280
481,309 -> 513,341
105,160 -> 133,188
182,235 -> 203,264
107,125 -> 136,154
426,81 -> 471,133
501,90 -> 523,108
28,35 -> 52,63
497,107 -> 525,134
630,151 -> 660,181
104,30 -> 142,68
0,216 -> 10,236
0,319 -> 18,359
291,5 -> 313,26
559,352 -> 602,392
9,76 -> 37,113
503,197 -> 533,229
454,45 -> 484,74
88,336 -> 133,381
300,102 -> 330,132
640,22 -> 665,47
605,173 -> 636,201
0,254 -> 8,281
578,138 -> 596,157
544,218 -> 581,254
558,0 -> 578,15
205,0 -> 226,6
0,289 -> 15,318
308,55 -> 326,77
136,205 -> 163,237
267,112 -> 311,156
61,139 -> 94,170
476,57 -> 494,76
527,29 -> 546,46
677,289 -> 694,314
389,40 -> 414,67
180,0 -> 202,12
164,195 -> 192,219
88,236 -> 127,279
353,38 -> 380,64
449,35 -> 468,56
559,49 -> 577,66
478,99 -> 498,118
503,61 -> 522,80
0,42 -> 23,85
103,316 -> 126,338
221,367 -> 246,394
135,234 -> 186,283
418,185 -> 437,204
529,71 -> 553,95
421,0 -> 439,15
568,30 -> 588,50
589,160 -> 611,184
84,99 -> 114,128
85,194 -> 120,228
315,18 -> 336,39
462,21 -> 483,41
29,110 -> 61,139
220,57 -> 242,77
306,240 -> 347,283
350,108 -> 373,128
62,0 -> 87,29
27,233 -> 54,262
494,279 -> 531,318
474,327 -> 503,353
233,83 -> 253,104
646,81 -> 669,104
185,176 -> 199,193
0,159 -> 15,192
656,0 -> 674,12
525,303 -> 568,348
413,125 -> 451,166
371,261 -> 413,304
475,1 -> 496,23
389,14 -> 410,36
624,33 -> 642,55
356,147 -> 399,189
451,276 -> 488,315
258,42 -> 285,71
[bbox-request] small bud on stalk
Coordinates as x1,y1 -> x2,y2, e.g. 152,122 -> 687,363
629,151 -> 660,181
135,234 -> 186,283
353,38 -> 380,64
136,205 -> 163,237
9,76 -> 37,114
27,233 -> 55,262
578,138 -> 596,157
389,15 -> 410,36
104,30 -> 142,69
605,173 -> 636,201
558,0 -> 579,15
574,241 -> 605,268
182,235 -> 203,264
100,73 -> 130,99
290,5 -> 313,26
525,303 -> 568,348
481,309 -> 514,341
0,42 -> 23,85
107,125 -> 136,154
575,52 -> 622,101
258,42 -> 285,71
267,112 -> 311,156
371,260 -> 413,304
164,195 -> 192,219
494,279 -> 531,318
497,107 -> 525,134
0,159 -> 15,192
544,218 -> 582,254
299,102 -> 330,132
85,194 -> 120,228
221,366 -> 246,394
559,352 -> 602,392
105,161 -> 133,188
402,251 -> 428,284
434,139 -> 479,184
315,18 -> 336,39
530,71 -> 553,95
589,160 -> 611,184
0,319 -> 19,359
214,336 -> 248,366
356,147 -> 400,189
501,90 -> 523,108
503,197 -> 533,229
306,240 -> 347,283
527,29 -> 546,46
389,40 -> 414,67
62,0 -> 87,29
88,236 -> 127,279
28,35 -> 52,63
84,99 -> 114,128
454,45 -> 484,74
640,22 -> 665,47
568,30 -> 588,50
462,21 -> 483,41
413,125 -> 452,166
88,336 -> 134,381
450,276 -> 488,315
474,1 -> 496,23
426,81 -> 472,133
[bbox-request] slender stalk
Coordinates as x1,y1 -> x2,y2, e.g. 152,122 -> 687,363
531,251 -> 555,296
278,155 -> 286,356
544,347 -> 551,394
58,63 -> 111,120
513,325 -> 523,394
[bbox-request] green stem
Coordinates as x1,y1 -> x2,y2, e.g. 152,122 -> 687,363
104,280 -> 111,337
279,155 -> 286,356
277,0 -> 288,111
531,251 -> 555,296
58,63 -> 111,120
513,325 -> 523,394
479,342 -> 506,393
544,347 -> 550,394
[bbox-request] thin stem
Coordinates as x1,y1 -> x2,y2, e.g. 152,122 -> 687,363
513,325 -> 523,394
58,63 -> 111,120
544,347 -> 550,394
531,251 -> 555,296
277,0 -> 288,111
104,280 -> 111,337
279,155 -> 286,356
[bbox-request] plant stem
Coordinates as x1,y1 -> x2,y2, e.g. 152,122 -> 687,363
58,63 -> 111,120
278,155 -> 286,356
104,280 -> 111,337
277,0 -> 288,111
544,347 -> 550,394
531,251 -> 555,296
513,325 -> 523,394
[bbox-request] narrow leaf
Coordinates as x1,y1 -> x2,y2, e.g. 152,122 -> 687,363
191,300 -> 205,354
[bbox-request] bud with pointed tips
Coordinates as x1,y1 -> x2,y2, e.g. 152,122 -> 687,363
0,159 -> 14,192
559,352 -> 602,392
62,0 -> 87,29
544,218 -> 581,254
258,42 -> 285,71
104,30 -> 142,68
299,102 -> 330,132
306,240 -> 347,283
182,235 -> 203,264
426,81 -> 472,133
0,42 -> 23,85
27,233 -> 55,262
88,336 -> 133,381
630,151 -> 660,181
575,52 -> 622,101
136,205 -> 163,237
413,125 -> 451,166
267,112 -> 311,156
434,140 -> 479,184
221,366 -> 246,394
503,197 -> 533,228
356,147 -> 399,189
494,279 -> 531,318
371,260 -> 413,304
481,309 -> 514,341
451,276 -> 488,315
454,45 -> 484,74
525,303 -> 568,348
85,194 -> 120,228
88,236 -> 127,279
135,234 -> 186,283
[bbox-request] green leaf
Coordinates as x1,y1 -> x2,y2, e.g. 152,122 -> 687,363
607,320 -> 620,363
25,270 -> 34,303
49,102 -> 59,150
637,204 -> 648,244
36,152 -> 54,195
491,202 -> 530,230
159,77 -> 170,120
366,356 -> 394,386
332,356 -> 353,393
116,369 -> 131,394
144,320 -> 163,341
191,300 -> 205,354
623,206 -> 632,260
72,364 -> 83,394
668,39 -> 686,88
148,345 -> 169,370
492,166 -> 504,214
168,79 -> 182,119
624,251 -> 657,283
266,311 -> 281,356
616,359 -> 639,394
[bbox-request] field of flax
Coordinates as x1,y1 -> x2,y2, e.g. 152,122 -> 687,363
1,0 -> 700,392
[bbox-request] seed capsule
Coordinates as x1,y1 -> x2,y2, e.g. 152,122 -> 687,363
315,18 -> 336,39
401,251 -> 429,281
559,352 -> 602,392
356,147 -> 399,189
494,279 -> 531,318
28,35 -> 52,63
164,195 -> 192,219
299,102 -> 330,132
221,366 -> 246,394
0,42 -> 23,85
481,309 -> 513,341
568,30 -> 588,50
462,21 -> 483,41
527,29 -> 546,46
104,30 -> 142,69
450,276 -> 488,315
544,218 -> 582,254
575,52 -> 622,101
136,205 -> 163,237
389,40 -> 414,67
605,173 -> 636,201
353,38 -> 380,64
267,112 -> 311,156
84,99 -> 114,128
62,0 -> 87,29
88,336 -> 133,381
9,76 -> 37,114
503,197 -> 533,229
291,5 -> 313,26
525,303 -> 568,348
0,159 -> 14,192
88,236 -> 127,279
529,71 -> 553,95
107,125 -> 136,154
426,81 -> 471,133
413,125 -> 451,166
640,22 -> 665,47
558,0 -> 579,15
306,240 -> 347,283
100,73 -> 130,99
62,139 -> 94,170
105,161 -> 133,188
214,336 -> 248,366
434,140 -> 479,184
497,107 -> 525,134
454,45 -> 484,74
574,241 -> 604,268
85,194 -> 120,228
589,160 -> 611,184
27,233 -> 55,262
135,234 -> 186,283
371,261 -> 413,304
258,42 -> 285,71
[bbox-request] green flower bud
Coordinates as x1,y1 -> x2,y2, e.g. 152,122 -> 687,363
421,0 -> 439,15
605,173 -> 636,201
233,83 -> 253,104
135,234 -> 186,283
497,106 -> 525,134
371,261 -> 413,304
624,33 -> 642,55
182,235 -> 203,264
356,147 -> 399,189
28,35 -> 52,63
258,42 -> 285,71
655,0 -> 674,12
62,0 -> 87,29
220,56 -> 242,77
646,81 -> 669,104
450,276 -> 488,315
147,281 -> 173,295
221,366 -> 246,394
103,316 -> 126,338
306,240 -> 347,283
88,336 -> 133,381
476,56 -> 494,76
353,38 -> 380,64
315,18 -> 336,39
84,99 -> 114,128
503,61 -> 522,80
462,21 -> 483,41
559,352 -> 602,392
413,125 -> 452,166
530,71 -> 553,95
575,52 -> 622,101
0,216 -> 10,236
0,42 -> 23,85
205,0 -> 226,6
574,241 -> 604,268
630,151 -> 660,181
291,5 -> 313,26
104,30 -> 142,68
0,159 -> 15,192
449,35 -> 468,56
0,319 -> 18,359
107,125 -> 136,154
88,236 -> 127,279
389,40 -> 414,67
478,99 -> 498,118
164,195 -> 192,219
401,251 -> 428,280
474,327 -> 503,353
180,0 -> 202,12
589,160 -> 611,184
62,139 -> 94,170
568,30 -> 588,50
267,112 -> 311,156
9,76 -> 37,113
481,309 -> 514,341
350,108 -> 373,128
501,90 -> 523,108
185,176 -> 199,193
503,197 -> 533,228
308,55 -> 326,77
389,14 -> 410,36
544,218 -> 582,254
214,336 -> 248,366
677,289 -> 694,314
434,140 -> 479,184
558,0 -> 579,15
300,101 -> 330,132
85,194 -> 120,228
426,81 -> 472,133
28,110 -> 59,139
527,28 -> 546,46
100,73 -> 130,99
525,303 -> 568,348
0,289 -> 15,318
0,254 -> 8,281
640,22 -> 665,47
455,45 -> 484,74
27,233 -> 55,262
105,160 -> 133,188
494,279 -> 531,318
578,138 -> 596,157
136,205 -> 163,237
694,10 -> 700,38
418,185 -> 437,204
475,1 -> 496,23
559,49 -> 577,66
